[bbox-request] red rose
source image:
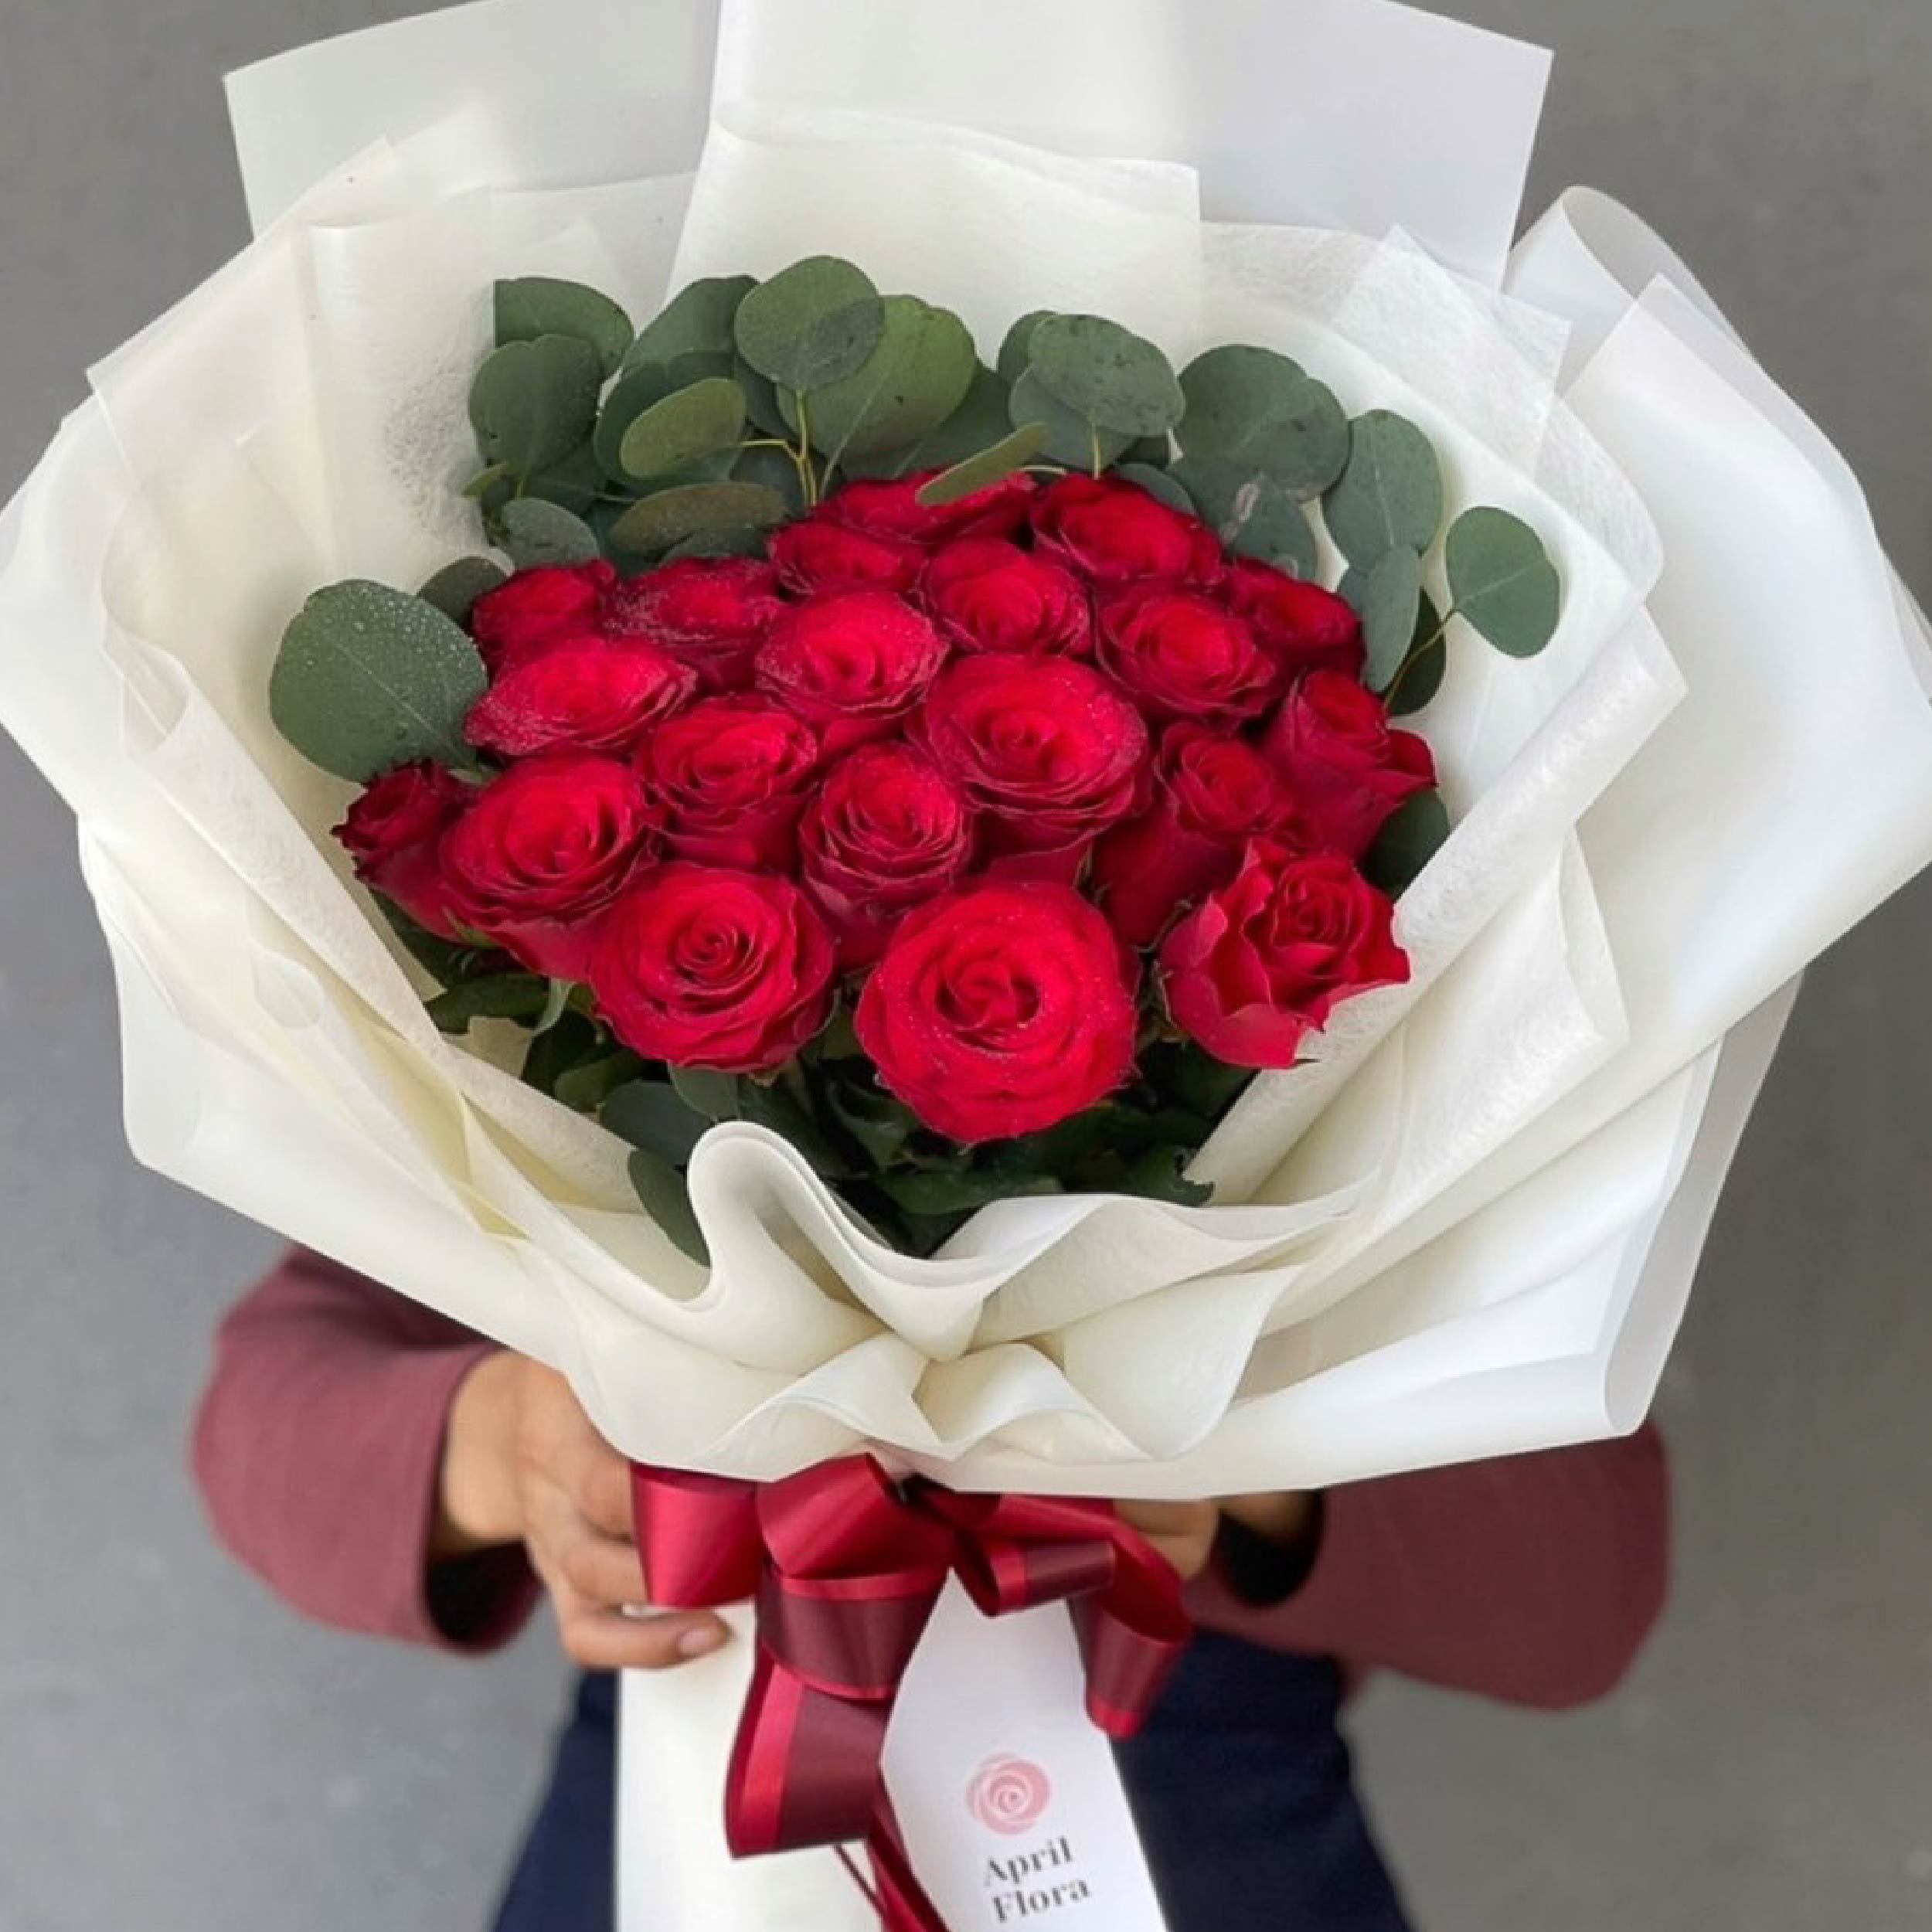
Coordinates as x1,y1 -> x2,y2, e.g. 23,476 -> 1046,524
821,472 -> 1033,547
333,760 -> 473,936
440,754 -> 661,980
1223,559 -> 1364,680
470,562 -> 617,674
1093,726 -> 1319,947
914,655 -> 1150,879
1160,843 -> 1410,1068
463,637 -> 697,759
590,863 -> 835,1076
1029,474 -> 1222,590
601,557 -> 785,690
799,743 -> 976,967
1097,585 -> 1281,725
769,518 -> 923,597
754,592 -> 948,755
1260,670 -> 1436,858
641,695 -> 820,869
854,882 -> 1138,1143
920,539 -> 1093,658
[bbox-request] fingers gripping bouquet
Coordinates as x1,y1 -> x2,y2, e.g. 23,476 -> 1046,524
5,0 -> 1932,1927
301,269 -> 1521,1261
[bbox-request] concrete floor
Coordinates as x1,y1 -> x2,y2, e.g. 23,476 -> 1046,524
0,2 -> 1928,1927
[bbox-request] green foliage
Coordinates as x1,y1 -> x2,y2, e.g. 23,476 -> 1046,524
1363,789 -> 1450,899
608,481 -> 789,556
1444,507 -> 1561,658
416,556 -> 506,625
793,295 -> 977,464
1322,410 -> 1444,567
1025,314 -> 1185,438
1357,546 -> 1425,692
628,1149 -> 709,1263
733,256 -> 886,395
1171,456 -> 1318,577
617,377 -> 749,480
424,974 -> 554,1033
495,277 -> 633,377
602,1080 -> 714,1165
916,422 -> 1050,505
623,275 -> 756,375
1176,345 -> 1349,498
500,498 -> 601,570
468,335 -> 603,485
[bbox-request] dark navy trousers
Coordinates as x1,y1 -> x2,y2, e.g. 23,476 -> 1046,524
492,1632 -> 1412,1932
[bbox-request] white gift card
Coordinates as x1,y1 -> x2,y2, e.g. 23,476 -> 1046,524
883,1582 -> 1169,1932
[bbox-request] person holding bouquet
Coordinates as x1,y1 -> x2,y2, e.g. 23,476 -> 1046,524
192,1245 -> 1668,1932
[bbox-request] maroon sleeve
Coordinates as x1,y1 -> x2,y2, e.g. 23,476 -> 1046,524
1185,1423 -> 1670,1709
190,1247 -> 540,1652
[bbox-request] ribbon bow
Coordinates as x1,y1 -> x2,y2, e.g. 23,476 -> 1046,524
631,1456 -> 1192,1932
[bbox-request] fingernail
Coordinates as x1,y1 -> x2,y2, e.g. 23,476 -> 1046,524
678,1624 -> 726,1658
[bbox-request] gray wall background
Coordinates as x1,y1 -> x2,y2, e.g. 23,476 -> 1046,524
0,2 -> 1927,1927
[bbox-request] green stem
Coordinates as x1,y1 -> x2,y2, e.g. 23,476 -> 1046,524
1385,604 -> 1458,702
791,391 -> 821,507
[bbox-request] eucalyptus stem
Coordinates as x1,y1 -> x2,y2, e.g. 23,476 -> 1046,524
791,391 -> 821,507
1385,604 -> 1458,702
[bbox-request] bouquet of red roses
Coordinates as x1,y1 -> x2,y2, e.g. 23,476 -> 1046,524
287,260 -> 1548,1258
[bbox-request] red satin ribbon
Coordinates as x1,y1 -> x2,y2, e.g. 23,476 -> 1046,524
631,1456 -> 1192,1932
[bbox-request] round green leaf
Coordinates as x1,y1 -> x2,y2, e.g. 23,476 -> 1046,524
608,481 -> 788,556
1177,345 -> 1349,498
846,361 -> 1011,481
1358,546 -> 1424,692
1112,461 -> 1196,516
425,973 -> 553,1034
1362,788 -> 1450,900
594,363 -> 672,480
917,422 -> 1050,506
270,580 -> 487,783
1025,314 -> 1184,438
1171,455 -> 1318,577
627,1148 -> 709,1264
733,358 -> 792,439
500,498 -> 602,570
469,334 -> 603,484
1445,506 -> 1562,658
668,1063 -> 741,1122
523,442 -> 604,517
796,295 -> 977,464
601,1080 -> 713,1165
664,528 -> 774,561
1322,411 -> 1444,568
997,310 -> 1055,386
495,277 -> 633,377
417,556 -> 507,625
1009,369 -> 1131,471
624,274 -> 757,376
618,377 -> 748,481
733,257 -> 885,394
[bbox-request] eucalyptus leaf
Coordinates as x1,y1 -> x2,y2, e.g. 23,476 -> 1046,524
1114,461 -> 1196,516
668,1063 -> 741,1122
878,1168 -> 1063,1216
608,482 -> 788,557
1170,456 -> 1318,576
731,442 -> 806,515
519,1012 -> 604,1097
1322,411 -> 1444,567
663,527 -> 775,562
1178,345 -> 1349,498
1009,369 -> 1131,471
495,277 -> 632,377
1141,1038 -> 1254,1121
997,310 -> 1055,386
549,1047 -> 647,1113
1118,1146 -> 1215,1208
270,580 -> 487,782
1362,789 -> 1451,899
417,557 -> 507,625
916,422 -> 1050,506
618,377 -> 748,481
1388,590 -> 1447,716
424,973 -> 552,1033
733,359 -> 792,439
522,441 -> 604,517
602,1080 -> 713,1165
594,363 -> 672,480
797,295 -> 977,465
374,895 -> 500,989
1359,546 -> 1425,692
1444,506 -> 1561,658
862,362 -> 1013,479
733,257 -> 885,394
624,277 -> 757,376
628,1148 -> 709,1264
1026,314 -> 1185,438
737,1078 -> 850,1179
500,498 -> 601,570
469,335 -> 603,485
825,1081 -> 921,1166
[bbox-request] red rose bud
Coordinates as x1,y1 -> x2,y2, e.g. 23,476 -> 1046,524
641,694 -> 820,870
920,539 -> 1094,658
470,562 -> 617,675
1093,726 -> 1315,947
1224,559 -> 1364,680
769,517 -> 923,597
1159,844 -> 1410,1069
754,592 -> 948,755
601,557 -> 785,691
590,863 -> 835,1076
914,655 -> 1150,879
333,760 -> 473,937
821,472 -> 1033,547
1030,474 -> 1222,590
799,743 -> 976,968
1260,670 -> 1436,859
854,882 -> 1139,1143
463,637 -> 698,759
1097,584 -> 1281,726
440,754 -> 661,981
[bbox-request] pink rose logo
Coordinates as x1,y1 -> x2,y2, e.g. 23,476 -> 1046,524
965,1754 -> 1052,1835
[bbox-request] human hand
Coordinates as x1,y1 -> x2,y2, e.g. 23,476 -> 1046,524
1116,1492 -> 1321,1585
437,1350 -> 730,1670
